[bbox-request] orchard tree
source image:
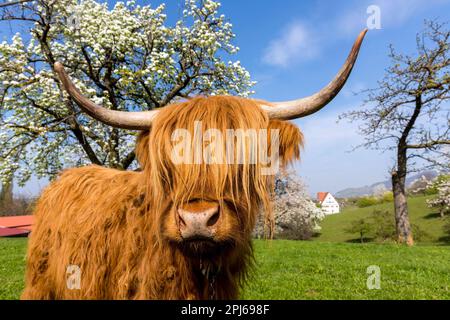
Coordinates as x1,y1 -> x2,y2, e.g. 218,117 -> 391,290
344,219 -> 372,243
0,0 -> 255,186
254,172 -> 325,240
340,21 -> 450,245
427,179 -> 450,217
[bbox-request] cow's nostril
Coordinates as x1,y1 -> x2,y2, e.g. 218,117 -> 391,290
178,214 -> 186,228
207,210 -> 220,227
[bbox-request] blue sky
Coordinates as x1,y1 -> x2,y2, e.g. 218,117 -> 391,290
213,0 -> 450,195
3,0 -> 450,197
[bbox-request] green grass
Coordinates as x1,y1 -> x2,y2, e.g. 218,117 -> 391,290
241,240 -> 450,299
0,238 -> 27,300
313,195 -> 448,244
2,237 -> 450,299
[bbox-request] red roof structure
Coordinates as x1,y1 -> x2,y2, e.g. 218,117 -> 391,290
317,192 -> 329,203
0,227 -> 30,237
0,215 -> 33,228
0,215 -> 34,237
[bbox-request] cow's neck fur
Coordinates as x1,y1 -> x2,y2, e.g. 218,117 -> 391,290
131,188 -> 255,300
132,234 -> 254,299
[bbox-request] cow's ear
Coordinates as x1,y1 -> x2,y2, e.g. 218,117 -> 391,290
135,130 -> 151,170
268,120 -> 304,167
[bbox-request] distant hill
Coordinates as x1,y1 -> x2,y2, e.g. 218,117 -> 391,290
313,195 -> 448,244
335,171 -> 438,199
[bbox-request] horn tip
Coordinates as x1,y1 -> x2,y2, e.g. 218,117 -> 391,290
359,28 -> 369,39
353,29 -> 368,49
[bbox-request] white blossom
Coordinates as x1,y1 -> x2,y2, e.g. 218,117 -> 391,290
0,0 -> 255,185
254,173 -> 325,240
427,179 -> 450,217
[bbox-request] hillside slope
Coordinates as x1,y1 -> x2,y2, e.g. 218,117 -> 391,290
313,195 -> 448,244
335,171 -> 437,198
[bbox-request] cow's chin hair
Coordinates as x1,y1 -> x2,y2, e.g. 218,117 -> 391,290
175,238 -> 236,259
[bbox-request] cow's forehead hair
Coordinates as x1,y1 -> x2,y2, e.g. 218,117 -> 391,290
152,96 -> 269,132
143,96 -> 273,216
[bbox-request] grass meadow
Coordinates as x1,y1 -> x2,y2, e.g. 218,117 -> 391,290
1,195 -> 449,300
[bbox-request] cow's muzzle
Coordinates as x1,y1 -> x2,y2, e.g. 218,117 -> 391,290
178,205 -> 220,240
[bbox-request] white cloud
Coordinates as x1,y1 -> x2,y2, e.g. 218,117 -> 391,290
296,109 -> 362,149
261,0 -> 449,68
262,22 -> 318,68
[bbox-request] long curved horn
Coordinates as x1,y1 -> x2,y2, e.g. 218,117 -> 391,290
54,62 -> 158,130
260,29 -> 368,120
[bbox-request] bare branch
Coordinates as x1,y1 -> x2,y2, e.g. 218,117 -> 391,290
407,140 -> 450,149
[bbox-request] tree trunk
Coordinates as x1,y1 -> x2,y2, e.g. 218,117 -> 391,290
392,171 -> 414,246
390,95 -> 422,246
0,181 -> 13,203
0,177 -> 14,215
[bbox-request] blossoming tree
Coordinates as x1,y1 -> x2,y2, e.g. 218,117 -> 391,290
427,179 -> 450,217
0,0 -> 255,185
254,173 -> 325,240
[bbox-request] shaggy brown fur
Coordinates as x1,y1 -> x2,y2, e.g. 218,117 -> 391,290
22,96 -> 303,300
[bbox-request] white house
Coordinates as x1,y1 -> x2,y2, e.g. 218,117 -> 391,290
317,192 -> 340,214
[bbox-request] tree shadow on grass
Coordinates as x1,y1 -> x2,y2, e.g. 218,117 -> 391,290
423,212 -> 443,220
437,236 -> 450,245
346,237 -> 374,244
311,232 -> 321,239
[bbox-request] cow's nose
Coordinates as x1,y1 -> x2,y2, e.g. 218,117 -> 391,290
178,205 -> 220,240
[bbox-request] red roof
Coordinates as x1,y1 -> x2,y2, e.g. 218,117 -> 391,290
0,227 -> 30,237
0,215 -> 33,228
16,224 -> 33,231
0,215 -> 34,235
317,192 -> 329,203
